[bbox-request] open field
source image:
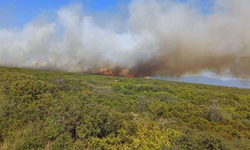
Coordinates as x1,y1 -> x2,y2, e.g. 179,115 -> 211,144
0,67 -> 250,150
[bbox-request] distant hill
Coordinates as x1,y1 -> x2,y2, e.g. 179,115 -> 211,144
153,76 -> 250,89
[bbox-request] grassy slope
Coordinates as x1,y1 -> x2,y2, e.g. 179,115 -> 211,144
0,66 -> 250,150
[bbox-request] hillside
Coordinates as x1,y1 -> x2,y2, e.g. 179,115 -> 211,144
0,67 -> 250,150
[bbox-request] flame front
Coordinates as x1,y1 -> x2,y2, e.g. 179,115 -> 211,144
87,66 -> 135,78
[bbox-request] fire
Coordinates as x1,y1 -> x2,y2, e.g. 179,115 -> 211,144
129,75 -> 135,78
90,66 -> 136,78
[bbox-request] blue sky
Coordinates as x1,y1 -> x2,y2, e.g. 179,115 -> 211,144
0,0 -> 131,27
0,0 -> 212,28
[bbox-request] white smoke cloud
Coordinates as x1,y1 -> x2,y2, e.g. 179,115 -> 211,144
0,0 -> 250,78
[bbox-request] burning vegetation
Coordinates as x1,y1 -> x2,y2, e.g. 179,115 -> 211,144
87,66 -> 136,78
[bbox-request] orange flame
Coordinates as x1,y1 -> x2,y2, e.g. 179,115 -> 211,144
88,66 -> 136,78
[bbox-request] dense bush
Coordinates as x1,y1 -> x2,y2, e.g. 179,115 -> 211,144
0,66 -> 250,149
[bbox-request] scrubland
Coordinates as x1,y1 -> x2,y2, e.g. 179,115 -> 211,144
0,67 -> 250,150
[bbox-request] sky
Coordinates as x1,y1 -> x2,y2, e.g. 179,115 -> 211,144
0,0 -> 213,28
0,0 -> 131,28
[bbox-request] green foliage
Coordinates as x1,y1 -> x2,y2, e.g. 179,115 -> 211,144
172,132 -> 227,150
0,66 -> 250,149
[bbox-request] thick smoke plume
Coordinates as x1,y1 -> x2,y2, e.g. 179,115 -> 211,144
0,0 -> 250,78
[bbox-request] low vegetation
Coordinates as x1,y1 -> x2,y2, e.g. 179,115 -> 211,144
0,67 -> 250,150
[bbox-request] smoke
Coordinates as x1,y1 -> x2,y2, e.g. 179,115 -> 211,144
0,0 -> 250,78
